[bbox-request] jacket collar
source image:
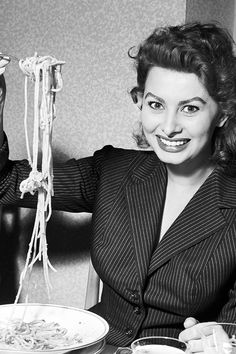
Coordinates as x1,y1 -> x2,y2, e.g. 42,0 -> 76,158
126,154 -> 236,283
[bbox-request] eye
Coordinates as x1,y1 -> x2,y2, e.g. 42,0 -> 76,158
182,105 -> 199,114
148,101 -> 164,110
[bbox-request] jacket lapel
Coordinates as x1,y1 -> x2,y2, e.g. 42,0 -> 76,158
148,167 -> 236,275
126,155 -> 167,287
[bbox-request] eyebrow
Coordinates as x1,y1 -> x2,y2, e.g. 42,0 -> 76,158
144,92 -> 207,105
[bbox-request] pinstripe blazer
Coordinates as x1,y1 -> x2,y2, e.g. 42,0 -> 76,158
1,137 -> 236,346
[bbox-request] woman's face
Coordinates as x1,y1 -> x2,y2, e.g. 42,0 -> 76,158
141,66 -> 224,171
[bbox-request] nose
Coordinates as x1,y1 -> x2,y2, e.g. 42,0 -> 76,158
160,110 -> 182,137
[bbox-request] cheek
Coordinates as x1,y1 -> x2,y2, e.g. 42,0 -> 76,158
141,112 -> 159,133
188,121 -> 217,140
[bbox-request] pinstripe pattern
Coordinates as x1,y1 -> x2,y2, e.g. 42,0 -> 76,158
1,136 -> 236,346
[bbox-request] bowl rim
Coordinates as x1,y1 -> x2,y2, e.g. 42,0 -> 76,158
0,302 -> 109,353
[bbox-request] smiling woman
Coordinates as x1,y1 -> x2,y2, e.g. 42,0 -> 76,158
139,67 -> 221,240
0,22 -> 236,351
130,23 -> 236,169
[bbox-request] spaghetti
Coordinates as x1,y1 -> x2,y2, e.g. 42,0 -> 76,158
16,53 -> 65,302
0,319 -> 82,350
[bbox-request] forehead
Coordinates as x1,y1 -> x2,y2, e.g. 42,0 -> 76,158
144,66 -> 209,100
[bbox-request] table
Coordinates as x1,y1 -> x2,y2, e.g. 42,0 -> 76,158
101,344 -> 117,354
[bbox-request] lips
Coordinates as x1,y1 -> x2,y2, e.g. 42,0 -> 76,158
156,135 -> 190,151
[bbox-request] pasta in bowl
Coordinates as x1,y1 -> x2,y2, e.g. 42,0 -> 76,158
0,303 -> 109,354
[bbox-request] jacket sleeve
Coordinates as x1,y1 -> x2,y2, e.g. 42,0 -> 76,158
0,132 -> 106,213
217,281 -> 236,322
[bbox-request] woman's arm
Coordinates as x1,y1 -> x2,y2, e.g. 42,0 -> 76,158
0,151 -> 100,213
0,56 -> 10,147
0,61 -> 99,212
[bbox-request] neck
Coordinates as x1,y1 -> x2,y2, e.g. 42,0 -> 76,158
166,161 -> 216,188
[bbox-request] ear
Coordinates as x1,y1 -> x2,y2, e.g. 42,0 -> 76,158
217,115 -> 228,128
136,92 -> 143,110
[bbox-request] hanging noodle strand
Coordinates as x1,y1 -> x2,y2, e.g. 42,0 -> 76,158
16,53 -> 65,303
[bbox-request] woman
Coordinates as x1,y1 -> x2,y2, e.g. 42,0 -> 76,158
0,22 -> 236,352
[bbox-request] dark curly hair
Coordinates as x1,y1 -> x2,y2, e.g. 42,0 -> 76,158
129,22 -> 236,168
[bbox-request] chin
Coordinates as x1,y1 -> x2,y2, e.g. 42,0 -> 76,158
152,148 -> 187,165
160,158 -> 186,166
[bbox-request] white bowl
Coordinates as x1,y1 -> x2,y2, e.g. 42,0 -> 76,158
0,303 -> 109,354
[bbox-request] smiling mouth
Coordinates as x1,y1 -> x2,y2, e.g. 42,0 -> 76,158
157,136 -> 190,147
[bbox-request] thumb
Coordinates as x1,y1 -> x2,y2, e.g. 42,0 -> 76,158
183,317 -> 199,329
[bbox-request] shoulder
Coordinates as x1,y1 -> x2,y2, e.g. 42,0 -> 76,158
93,145 -> 156,171
215,166 -> 236,207
94,144 -> 152,158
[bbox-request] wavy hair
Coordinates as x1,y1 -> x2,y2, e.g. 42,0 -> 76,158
129,22 -> 236,169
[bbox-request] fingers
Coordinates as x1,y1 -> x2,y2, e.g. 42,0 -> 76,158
0,54 -> 10,75
180,321 -> 218,341
187,338 -> 203,353
180,321 -> 229,354
183,317 -> 199,329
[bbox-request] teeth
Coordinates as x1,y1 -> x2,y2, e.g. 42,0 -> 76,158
159,137 -> 187,147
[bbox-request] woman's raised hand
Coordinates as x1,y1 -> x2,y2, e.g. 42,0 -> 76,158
0,54 -> 10,75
